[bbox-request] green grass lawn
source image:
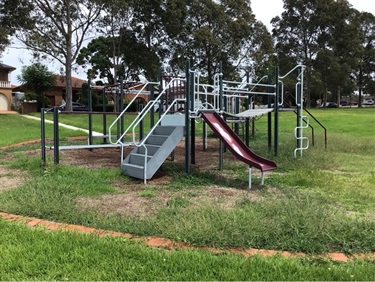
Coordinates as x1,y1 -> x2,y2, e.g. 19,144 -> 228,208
0,108 -> 374,279
1,219 -> 374,281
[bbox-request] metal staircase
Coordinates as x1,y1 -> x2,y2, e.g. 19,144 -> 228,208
121,125 -> 184,181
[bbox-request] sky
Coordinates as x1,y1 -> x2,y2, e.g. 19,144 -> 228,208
2,0 -> 375,85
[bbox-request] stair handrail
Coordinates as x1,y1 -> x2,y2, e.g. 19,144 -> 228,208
108,81 -> 159,144
115,100 -> 158,145
132,98 -> 186,145
130,97 -> 186,184
117,77 -> 185,160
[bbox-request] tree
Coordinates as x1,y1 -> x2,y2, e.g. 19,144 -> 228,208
79,0 -> 162,83
10,0 -> 102,111
167,0 -> 256,84
272,0 -> 330,107
351,12 -> 375,106
0,0 -> 33,54
239,20 -> 276,81
94,0 -> 132,82
326,0 -> 359,106
17,63 -> 55,110
77,32 -> 160,83
272,0 -> 363,107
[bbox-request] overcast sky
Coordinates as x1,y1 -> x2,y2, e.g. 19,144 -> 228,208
2,0 -> 375,85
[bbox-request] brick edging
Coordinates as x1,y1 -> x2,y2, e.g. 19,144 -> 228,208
1,212 -> 374,262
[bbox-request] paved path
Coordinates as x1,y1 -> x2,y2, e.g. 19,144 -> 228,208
20,114 -> 103,136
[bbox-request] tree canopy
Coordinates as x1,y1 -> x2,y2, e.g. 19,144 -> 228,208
272,0 -> 374,106
17,63 -> 55,109
1,0 -> 374,108
3,0 -> 103,111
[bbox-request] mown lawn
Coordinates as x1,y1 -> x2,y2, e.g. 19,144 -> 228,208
0,219 -> 374,281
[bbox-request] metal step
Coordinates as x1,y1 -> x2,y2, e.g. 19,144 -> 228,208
152,126 -> 178,136
122,163 -> 144,179
128,153 -> 152,166
145,135 -> 168,146
122,126 -> 184,180
136,144 -> 161,156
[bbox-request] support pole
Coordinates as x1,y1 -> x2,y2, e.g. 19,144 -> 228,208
234,96 -> 240,135
150,84 -> 155,127
41,108 -> 46,165
88,79 -> 93,147
274,66 -> 279,156
245,70 -> 251,145
203,99 -> 207,151
248,166 -> 252,189
139,104 -> 144,140
296,70 -> 302,152
53,106 -> 59,164
267,75 -> 272,151
102,88 -> 107,144
185,61 -> 191,174
119,77 -> 124,142
190,71 -> 196,165
219,62 -> 224,170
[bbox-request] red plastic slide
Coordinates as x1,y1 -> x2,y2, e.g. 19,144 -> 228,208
200,111 -> 277,173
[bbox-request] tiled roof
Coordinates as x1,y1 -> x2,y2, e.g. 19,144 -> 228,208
0,63 -> 16,71
54,75 -> 87,88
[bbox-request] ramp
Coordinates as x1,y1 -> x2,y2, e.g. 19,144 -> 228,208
200,111 -> 276,188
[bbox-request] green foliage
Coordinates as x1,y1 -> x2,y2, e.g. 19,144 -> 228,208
272,0 -> 375,107
0,0 -> 33,51
9,0 -> 103,111
17,63 -> 55,109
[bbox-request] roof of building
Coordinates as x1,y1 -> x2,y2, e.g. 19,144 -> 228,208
54,75 -> 88,89
0,63 -> 16,71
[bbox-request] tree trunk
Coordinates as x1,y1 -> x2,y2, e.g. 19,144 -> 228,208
65,59 -> 73,112
305,66 -> 312,108
65,0 -> 73,112
337,86 -> 341,107
358,66 -> 363,108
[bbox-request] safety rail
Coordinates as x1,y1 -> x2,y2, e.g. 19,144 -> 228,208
129,98 -> 186,184
303,108 -> 328,149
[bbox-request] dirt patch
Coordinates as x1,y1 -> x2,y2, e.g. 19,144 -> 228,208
5,136 -> 274,218
77,184 -> 266,219
0,165 -> 27,192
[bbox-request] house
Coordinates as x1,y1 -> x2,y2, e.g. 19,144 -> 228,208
13,75 -> 88,107
47,75 -> 88,106
0,63 -> 16,111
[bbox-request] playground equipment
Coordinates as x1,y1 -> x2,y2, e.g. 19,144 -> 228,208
200,111 -> 276,188
41,62 -> 326,188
